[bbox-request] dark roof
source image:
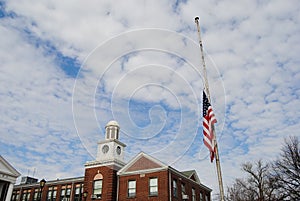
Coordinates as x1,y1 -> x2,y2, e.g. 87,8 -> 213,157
181,170 -> 195,178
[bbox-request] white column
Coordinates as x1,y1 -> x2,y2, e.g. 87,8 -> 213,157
5,183 -> 14,201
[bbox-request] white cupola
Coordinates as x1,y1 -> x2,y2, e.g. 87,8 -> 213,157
105,120 -> 120,140
86,120 -> 126,169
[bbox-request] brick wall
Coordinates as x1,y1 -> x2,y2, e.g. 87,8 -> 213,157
12,179 -> 84,201
118,170 -> 169,201
84,165 -> 118,201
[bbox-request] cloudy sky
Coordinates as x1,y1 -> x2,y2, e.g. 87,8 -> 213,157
1,0 -> 300,198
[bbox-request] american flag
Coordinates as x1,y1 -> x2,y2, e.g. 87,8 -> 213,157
203,90 -> 217,162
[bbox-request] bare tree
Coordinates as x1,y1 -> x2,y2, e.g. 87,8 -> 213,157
226,137 -> 300,201
271,136 -> 300,200
226,160 -> 279,201
226,179 -> 256,201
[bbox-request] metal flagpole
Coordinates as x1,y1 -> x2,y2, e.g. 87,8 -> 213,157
194,17 -> 225,201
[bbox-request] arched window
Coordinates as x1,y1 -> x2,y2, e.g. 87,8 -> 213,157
93,173 -> 103,199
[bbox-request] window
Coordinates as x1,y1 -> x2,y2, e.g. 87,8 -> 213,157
33,189 -> 39,201
66,186 -> 71,199
74,184 -> 83,201
26,191 -> 30,201
11,191 -> 20,201
172,179 -> 177,197
21,193 -> 26,201
200,192 -> 203,201
192,188 -> 196,201
11,193 -> 16,201
47,186 -> 57,201
181,183 -> 186,196
93,173 -> 103,199
60,185 -> 71,201
14,191 -> 20,201
93,180 -> 103,198
60,188 -> 65,201
53,190 -> 57,200
149,178 -> 158,196
47,190 -> 52,200
205,195 -> 209,201
21,190 -> 31,201
127,180 -> 136,197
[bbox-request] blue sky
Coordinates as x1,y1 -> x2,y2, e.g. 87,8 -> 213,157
1,0 -> 300,199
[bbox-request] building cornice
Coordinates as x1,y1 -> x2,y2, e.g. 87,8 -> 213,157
117,166 -> 169,176
14,176 -> 84,188
85,159 -> 126,170
97,139 -> 126,147
0,155 -> 21,178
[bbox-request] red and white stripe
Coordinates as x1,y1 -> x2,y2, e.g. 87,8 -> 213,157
203,105 -> 217,162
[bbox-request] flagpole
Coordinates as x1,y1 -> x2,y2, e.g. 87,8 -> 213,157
194,17 -> 225,201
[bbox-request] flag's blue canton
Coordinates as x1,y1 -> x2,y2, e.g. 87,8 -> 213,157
203,91 -> 211,117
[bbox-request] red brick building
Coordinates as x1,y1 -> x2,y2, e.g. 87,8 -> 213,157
12,121 -> 212,201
